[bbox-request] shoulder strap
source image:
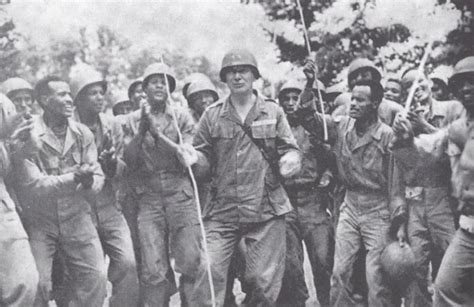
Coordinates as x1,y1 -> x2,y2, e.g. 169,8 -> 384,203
235,122 -> 281,181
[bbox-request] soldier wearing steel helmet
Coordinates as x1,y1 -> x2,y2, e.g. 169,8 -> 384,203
185,76 -> 219,123
1,77 -> 40,114
297,59 -> 408,306
433,55 -> 474,306
112,91 -> 134,116
122,62 -> 209,306
333,58 -> 404,126
275,79 -> 334,307
391,55 -> 474,306
70,67 -> 139,307
128,79 -> 147,111
0,93 -> 39,306
193,48 -> 301,306
389,67 -> 465,307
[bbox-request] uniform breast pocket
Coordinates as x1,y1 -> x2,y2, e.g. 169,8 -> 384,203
211,122 -> 235,140
251,122 -> 277,139
362,144 -> 384,173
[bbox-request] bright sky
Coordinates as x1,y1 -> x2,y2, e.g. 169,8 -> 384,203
7,0 -> 296,82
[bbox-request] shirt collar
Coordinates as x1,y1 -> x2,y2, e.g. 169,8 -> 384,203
220,90 -> 269,120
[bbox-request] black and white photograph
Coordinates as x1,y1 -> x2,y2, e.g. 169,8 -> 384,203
0,0 -> 473,306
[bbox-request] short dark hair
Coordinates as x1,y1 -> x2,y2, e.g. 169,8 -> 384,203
386,77 -> 401,85
34,75 -> 64,103
353,80 -> 384,104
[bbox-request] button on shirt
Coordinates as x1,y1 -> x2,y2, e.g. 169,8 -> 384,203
15,116 -> 104,237
193,94 -> 300,223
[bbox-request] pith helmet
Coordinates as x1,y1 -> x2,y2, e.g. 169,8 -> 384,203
449,56 -> 474,90
348,58 -> 382,82
220,49 -> 260,82
1,78 -> 33,97
186,78 -> 218,102
278,79 -> 304,102
142,63 -> 176,93
70,68 -> 107,103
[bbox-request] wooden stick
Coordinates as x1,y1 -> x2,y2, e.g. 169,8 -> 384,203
404,41 -> 434,111
296,0 -> 328,141
159,56 -> 217,307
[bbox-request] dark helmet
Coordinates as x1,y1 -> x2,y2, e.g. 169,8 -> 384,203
380,242 -> 416,287
219,49 -> 260,82
142,63 -> 176,93
449,56 -> 474,92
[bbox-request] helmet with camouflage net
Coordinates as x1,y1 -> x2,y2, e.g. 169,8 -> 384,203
142,63 -> 176,93
278,79 -> 304,102
348,58 -> 382,84
449,56 -> 474,91
69,67 -> 107,104
1,78 -> 33,98
219,49 -> 260,82
186,77 -> 218,102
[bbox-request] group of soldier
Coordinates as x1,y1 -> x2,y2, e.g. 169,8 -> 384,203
0,46 -> 473,307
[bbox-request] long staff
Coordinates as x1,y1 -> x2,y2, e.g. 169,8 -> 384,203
403,41 -> 434,111
159,56 -> 217,307
296,0 -> 328,141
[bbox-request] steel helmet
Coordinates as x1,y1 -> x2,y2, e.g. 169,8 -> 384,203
348,58 -> 382,83
1,78 -> 33,98
449,56 -> 474,90
219,49 -> 260,82
142,63 -> 176,93
278,79 -> 304,102
380,242 -> 416,287
70,67 -> 107,103
186,78 -> 218,102
127,79 -> 143,100
182,73 -> 212,98
113,90 -> 131,107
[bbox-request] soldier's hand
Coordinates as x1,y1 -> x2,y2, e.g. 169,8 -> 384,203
396,223 -> 407,248
392,113 -> 413,140
176,143 -> 198,168
147,112 -> 162,140
74,164 -> 95,189
279,151 -> 301,179
99,147 -> 117,177
303,59 -> 317,84
138,105 -> 150,137
318,170 -> 333,188
10,115 -> 34,142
